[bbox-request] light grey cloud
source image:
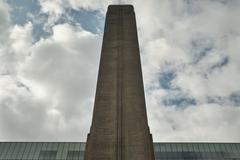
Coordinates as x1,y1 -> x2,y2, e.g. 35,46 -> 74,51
132,0 -> 240,141
0,0 -> 101,141
1,0 -> 240,142
148,102 -> 240,142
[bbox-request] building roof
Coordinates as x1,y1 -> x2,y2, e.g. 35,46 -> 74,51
0,142 -> 240,159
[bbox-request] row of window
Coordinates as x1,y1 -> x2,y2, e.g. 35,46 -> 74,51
155,151 -> 240,158
0,142 -> 85,159
154,143 -> 240,153
0,142 -> 240,159
39,150 -> 84,160
1,158 -> 240,160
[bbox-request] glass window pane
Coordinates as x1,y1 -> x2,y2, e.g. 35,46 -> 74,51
75,142 -> 81,151
165,143 -> 171,152
41,142 -> 47,151
67,151 -> 82,160
61,142 -> 70,159
28,142 -> 37,159
214,143 -> 221,152
79,151 -> 85,160
22,142 -> 32,159
159,143 -> 166,152
203,143 -> 210,152
77,143 -> 84,160
69,142 -> 76,151
0,143 -> 4,157
10,142 -> 20,159
51,142 -> 59,151
175,143 -> 182,152
6,142 -> 15,159
33,142 -> 43,159
236,143 -> 240,152
170,143 -> 177,152
187,143 -> 194,152
181,143 -> 188,152
198,143 -> 205,152
75,143 -> 82,160
192,143 -> 199,152
18,142 -> 27,160
80,142 -> 86,151
219,143 -> 226,152
39,150 -> 57,160
231,143 -> 238,153
56,142 -> 64,159
231,144 -> 238,156
2,142 -> 9,159
208,143 -> 215,152
224,143 -> 233,152
46,142 -> 51,150
153,143 -> 160,152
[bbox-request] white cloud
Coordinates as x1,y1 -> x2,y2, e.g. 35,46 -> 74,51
38,0 -> 114,32
19,23 -> 101,141
0,0 -> 101,140
148,100 -> 240,142
65,0 -> 114,11
10,22 -> 33,57
39,0 -> 66,32
131,0 -> 240,141
1,0 -> 240,142
40,0 -> 64,16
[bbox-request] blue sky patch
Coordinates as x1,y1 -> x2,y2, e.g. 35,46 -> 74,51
6,0 -> 103,42
162,97 -> 196,107
210,56 -> 229,70
207,96 -> 224,104
66,8 -> 104,34
6,0 -> 51,42
159,71 -> 176,90
230,92 -> 240,106
190,38 -> 213,64
207,93 -> 240,107
6,0 -> 41,25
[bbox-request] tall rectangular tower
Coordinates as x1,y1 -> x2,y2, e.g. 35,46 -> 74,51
85,5 -> 154,160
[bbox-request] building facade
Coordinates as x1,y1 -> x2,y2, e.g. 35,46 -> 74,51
0,142 -> 240,160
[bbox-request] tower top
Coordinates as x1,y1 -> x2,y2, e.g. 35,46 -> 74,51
107,5 -> 134,13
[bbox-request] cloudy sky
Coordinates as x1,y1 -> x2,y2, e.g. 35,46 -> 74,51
0,0 -> 240,142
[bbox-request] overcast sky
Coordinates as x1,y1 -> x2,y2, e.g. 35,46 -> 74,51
0,0 -> 240,142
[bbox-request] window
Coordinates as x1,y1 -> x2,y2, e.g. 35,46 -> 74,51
39,150 -> 57,160
67,151 -> 84,160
